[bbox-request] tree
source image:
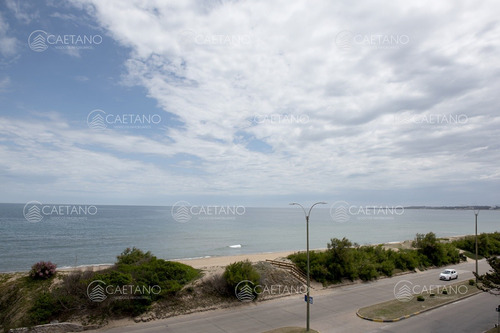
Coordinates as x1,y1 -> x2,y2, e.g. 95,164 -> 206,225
412,232 -> 459,266
475,256 -> 500,294
327,237 -> 357,281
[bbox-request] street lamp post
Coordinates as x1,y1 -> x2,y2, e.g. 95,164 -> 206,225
290,201 -> 327,332
474,209 -> 480,283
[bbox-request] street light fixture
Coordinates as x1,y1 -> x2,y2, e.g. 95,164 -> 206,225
290,201 -> 327,332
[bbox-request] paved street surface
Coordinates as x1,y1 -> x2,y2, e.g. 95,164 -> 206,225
88,260 -> 498,333
368,292 -> 498,333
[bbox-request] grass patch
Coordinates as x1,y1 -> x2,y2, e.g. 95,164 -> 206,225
461,250 -> 484,260
0,272 -> 60,329
358,280 -> 479,321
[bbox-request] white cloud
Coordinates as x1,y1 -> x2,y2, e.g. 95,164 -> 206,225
74,75 -> 89,82
0,13 -> 18,57
0,76 -> 10,92
5,0 -> 38,24
4,0 -> 500,204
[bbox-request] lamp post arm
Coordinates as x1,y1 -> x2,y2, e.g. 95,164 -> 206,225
308,202 -> 325,218
290,203 -> 307,219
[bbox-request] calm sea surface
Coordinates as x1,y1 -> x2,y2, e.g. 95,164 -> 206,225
0,203 -> 498,272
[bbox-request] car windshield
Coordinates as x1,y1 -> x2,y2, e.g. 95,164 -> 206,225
443,270 -> 451,274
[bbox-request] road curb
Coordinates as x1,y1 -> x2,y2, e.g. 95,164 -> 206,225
356,289 -> 483,323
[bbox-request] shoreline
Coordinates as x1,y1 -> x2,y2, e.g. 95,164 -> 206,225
0,234 -> 472,274
0,249 -> 325,274
174,249 -> 324,269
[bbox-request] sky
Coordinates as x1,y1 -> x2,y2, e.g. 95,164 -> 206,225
0,0 -> 499,207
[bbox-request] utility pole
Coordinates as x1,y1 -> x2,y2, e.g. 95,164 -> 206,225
474,209 -> 480,283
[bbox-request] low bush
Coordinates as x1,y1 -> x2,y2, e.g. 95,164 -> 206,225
452,232 -> 500,257
223,260 -> 260,293
26,248 -> 200,325
288,233 -> 463,285
29,261 -> 57,280
417,295 -> 425,301
28,292 -> 64,324
469,279 -> 475,286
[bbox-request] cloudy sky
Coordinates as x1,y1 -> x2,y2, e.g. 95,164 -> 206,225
0,0 -> 499,207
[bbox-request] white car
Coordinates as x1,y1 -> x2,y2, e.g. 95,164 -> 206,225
439,269 -> 458,280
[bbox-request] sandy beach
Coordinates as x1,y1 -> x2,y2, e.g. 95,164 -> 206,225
175,251 -> 298,269
51,249 -> 321,273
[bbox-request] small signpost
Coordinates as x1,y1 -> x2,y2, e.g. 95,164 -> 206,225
304,295 -> 313,304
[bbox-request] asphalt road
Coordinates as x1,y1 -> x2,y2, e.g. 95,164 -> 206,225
88,259 -> 497,333
368,292 -> 498,333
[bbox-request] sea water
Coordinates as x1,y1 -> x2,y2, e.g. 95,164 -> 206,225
0,203 -> 498,272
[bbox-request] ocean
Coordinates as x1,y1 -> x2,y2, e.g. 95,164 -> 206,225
0,203 -> 498,272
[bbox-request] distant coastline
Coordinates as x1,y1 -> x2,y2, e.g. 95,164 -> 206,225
403,205 -> 499,210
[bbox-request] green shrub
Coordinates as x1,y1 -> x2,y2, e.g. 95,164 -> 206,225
223,260 -> 260,296
28,292 -> 63,324
357,262 -> 378,281
417,295 -> 425,301
412,232 -> 460,266
469,279 -> 475,286
378,260 -> 395,276
27,248 -> 200,325
112,248 -> 199,297
327,238 -> 358,282
442,289 -> 448,294
93,270 -> 133,286
452,232 -> 500,257
288,233 -> 465,286
116,247 -> 153,265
